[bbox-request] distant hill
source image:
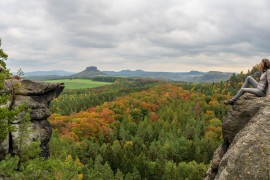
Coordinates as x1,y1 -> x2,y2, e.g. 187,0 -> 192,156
71,66 -> 106,78
24,70 -> 74,77
103,70 -> 204,81
197,71 -> 234,82
26,75 -> 68,81
103,69 -> 233,82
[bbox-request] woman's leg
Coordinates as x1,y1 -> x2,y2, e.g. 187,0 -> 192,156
232,88 -> 265,101
241,76 -> 258,88
232,76 -> 260,101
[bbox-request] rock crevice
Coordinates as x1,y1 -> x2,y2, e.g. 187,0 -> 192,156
206,94 -> 270,180
0,79 -> 64,160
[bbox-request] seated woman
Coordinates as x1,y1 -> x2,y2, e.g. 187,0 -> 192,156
224,58 -> 270,105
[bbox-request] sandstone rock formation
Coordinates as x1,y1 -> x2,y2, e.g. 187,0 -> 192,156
0,79 -> 64,160
206,93 -> 270,180
71,66 -> 106,78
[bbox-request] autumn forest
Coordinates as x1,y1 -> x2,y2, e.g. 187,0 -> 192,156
0,62 -> 259,179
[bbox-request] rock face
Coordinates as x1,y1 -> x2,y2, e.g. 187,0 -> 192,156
206,94 -> 270,179
0,79 -> 64,160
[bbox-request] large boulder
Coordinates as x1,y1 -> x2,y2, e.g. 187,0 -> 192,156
0,79 -> 64,159
205,94 -> 270,179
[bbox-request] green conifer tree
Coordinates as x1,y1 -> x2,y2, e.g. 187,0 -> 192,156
115,169 -> 124,180
0,39 -> 14,143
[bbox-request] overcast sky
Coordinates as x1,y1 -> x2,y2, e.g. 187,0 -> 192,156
1,0 -> 270,73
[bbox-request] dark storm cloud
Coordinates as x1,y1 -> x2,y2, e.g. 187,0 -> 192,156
0,0 -> 270,72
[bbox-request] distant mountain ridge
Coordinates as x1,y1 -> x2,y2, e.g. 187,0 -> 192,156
103,69 -> 233,82
24,66 -> 234,82
24,70 -> 74,77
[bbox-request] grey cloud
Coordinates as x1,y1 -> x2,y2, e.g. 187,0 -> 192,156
0,0 -> 270,72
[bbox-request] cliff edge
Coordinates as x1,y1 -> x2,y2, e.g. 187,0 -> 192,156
0,79 -> 64,160
206,93 -> 270,179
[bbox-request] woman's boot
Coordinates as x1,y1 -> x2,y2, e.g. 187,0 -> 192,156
224,99 -> 235,105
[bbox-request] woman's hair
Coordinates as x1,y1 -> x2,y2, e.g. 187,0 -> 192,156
259,58 -> 270,72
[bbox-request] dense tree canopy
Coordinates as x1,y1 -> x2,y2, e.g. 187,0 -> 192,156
47,83 -> 228,179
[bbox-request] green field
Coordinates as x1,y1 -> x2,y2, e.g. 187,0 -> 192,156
45,79 -> 112,89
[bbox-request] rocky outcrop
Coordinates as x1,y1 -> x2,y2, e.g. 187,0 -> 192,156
0,79 -> 64,160
71,66 -> 106,78
206,94 -> 270,179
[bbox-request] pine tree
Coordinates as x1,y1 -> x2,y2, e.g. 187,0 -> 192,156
125,167 -> 141,180
0,39 -> 14,144
115,169 -> 124,180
